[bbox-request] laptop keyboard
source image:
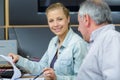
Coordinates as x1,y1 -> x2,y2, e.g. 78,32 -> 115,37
0,70 -> 13,78
0,61 -> 13,78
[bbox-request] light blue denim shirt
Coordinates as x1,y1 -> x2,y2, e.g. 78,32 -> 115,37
77,24 -> 120,80
17,28 -> 88,80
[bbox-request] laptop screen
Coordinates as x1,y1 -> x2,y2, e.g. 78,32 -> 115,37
0,40 -> 17,62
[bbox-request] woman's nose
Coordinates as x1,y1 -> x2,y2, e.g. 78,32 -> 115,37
53,21 -> 58,26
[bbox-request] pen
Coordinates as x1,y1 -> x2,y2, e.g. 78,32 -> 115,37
33,71 -> 44,80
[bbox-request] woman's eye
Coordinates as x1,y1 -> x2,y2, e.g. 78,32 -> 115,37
49,20 -> 53,23
58,18 -> 63,21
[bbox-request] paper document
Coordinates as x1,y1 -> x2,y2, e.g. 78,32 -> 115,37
0,55 -> 21,80
2,78 -> 44,80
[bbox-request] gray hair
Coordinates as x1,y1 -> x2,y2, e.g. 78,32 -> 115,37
78,0 -> 112,24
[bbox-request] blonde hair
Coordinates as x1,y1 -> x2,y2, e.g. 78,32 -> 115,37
46,2 -> 70,18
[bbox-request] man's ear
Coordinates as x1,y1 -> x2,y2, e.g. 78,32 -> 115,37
84,14 -> 90,28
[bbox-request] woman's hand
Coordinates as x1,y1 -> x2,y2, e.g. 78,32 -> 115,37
8,53 -> 19,63
43,68 -> 56,80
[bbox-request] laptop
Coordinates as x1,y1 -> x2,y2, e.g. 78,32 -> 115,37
0,40 -> 17,68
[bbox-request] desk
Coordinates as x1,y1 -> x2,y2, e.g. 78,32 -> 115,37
1,74 -> 44,80
1,78 -> 44,80
2,77 -> 44,80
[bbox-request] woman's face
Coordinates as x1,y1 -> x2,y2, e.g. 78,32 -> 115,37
47,8 -> 70,37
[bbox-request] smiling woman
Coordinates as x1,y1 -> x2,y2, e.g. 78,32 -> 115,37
8,2 -> 88,80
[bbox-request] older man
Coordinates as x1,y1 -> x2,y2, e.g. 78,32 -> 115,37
77,0 -> 120,80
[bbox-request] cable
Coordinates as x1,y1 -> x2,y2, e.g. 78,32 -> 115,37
12,27 -> 27,57
33,71 -> 44,80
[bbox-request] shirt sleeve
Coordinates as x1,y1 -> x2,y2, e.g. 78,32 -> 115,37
16,50 -> 49,75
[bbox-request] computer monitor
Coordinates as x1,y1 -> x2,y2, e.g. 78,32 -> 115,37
0,40 -> 17,62
38,0 -> 120,12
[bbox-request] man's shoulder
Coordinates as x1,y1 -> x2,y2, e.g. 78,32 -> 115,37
104,29 -> 120,37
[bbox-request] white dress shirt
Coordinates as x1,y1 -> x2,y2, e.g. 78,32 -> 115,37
77,24 -> 120,80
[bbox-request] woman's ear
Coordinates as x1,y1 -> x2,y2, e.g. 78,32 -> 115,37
68,16 -> 70,24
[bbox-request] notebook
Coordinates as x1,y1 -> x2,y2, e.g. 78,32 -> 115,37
0,40 -> 17,68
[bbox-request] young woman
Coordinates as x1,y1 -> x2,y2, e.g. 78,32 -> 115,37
9,3 -> 87,80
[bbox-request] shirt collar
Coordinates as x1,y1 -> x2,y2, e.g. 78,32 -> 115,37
90,24 -> 115,43
54,28 -> 74,48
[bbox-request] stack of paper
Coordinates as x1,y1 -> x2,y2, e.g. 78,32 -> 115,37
0,55 -> 21,80
0,55 -> 45,80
